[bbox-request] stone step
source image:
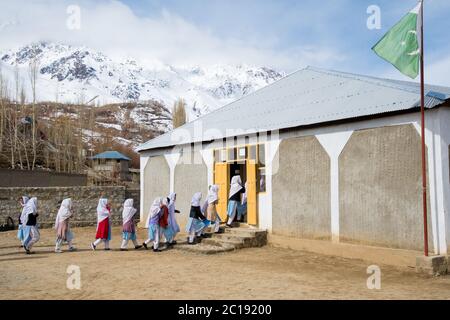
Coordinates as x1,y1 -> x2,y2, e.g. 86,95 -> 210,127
202,238 -> 245,249
226,229 -> 267,246
174,226 -> 268,255
175,244 -> 235,255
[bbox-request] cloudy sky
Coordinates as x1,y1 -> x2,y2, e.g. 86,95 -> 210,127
0,0 -> 449,85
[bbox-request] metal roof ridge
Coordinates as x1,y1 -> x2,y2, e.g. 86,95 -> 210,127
305,66 -> 449,97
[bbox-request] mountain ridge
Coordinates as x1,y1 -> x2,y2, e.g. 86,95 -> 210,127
0,41 -> 285,121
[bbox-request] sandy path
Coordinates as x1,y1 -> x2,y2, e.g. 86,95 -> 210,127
0,227 -> 449,300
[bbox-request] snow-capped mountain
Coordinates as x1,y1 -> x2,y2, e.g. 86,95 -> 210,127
0,42 -> 284,120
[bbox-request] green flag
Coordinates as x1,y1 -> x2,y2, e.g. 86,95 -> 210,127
372,1 -> 422,79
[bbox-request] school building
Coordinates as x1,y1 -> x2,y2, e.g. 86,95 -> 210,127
137,66 -> 450,255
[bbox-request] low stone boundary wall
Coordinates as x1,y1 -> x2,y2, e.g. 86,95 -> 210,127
0,186 -> 140,229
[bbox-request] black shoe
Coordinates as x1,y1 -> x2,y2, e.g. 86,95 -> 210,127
153,248 -> 162,252
188,241 -> 196,245
104,248 -> 111,251
120,248 -> 128,251
90,243 -> 96,251
26,249 -> 34,255
216,230 -> 225,234
226,224 -> 233,228
142,243 -> 148,250
170,241 -> 177,245
134,245 -> 143,250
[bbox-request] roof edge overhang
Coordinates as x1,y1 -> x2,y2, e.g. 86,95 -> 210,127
138,103 -> 447,154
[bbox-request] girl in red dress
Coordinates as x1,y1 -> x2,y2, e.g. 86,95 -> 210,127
91,198 -> 112,251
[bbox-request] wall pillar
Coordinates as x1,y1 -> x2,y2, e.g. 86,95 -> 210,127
200,148 -> 214,187
316,131 -> 353,243
262,139 -> 281,232
164,153 -> 181,193
139,156 -> 149,222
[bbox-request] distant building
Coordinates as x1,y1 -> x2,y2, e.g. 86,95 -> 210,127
89,151 -> 132,184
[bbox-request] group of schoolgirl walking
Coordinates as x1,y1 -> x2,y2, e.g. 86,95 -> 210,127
15,175 -> 247,254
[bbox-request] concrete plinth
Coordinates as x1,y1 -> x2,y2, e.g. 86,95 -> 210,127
415,255 -> 448,276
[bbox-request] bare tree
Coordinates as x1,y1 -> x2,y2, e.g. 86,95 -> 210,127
28,56 -> 40,169
0,65 -> 5,153
172,98 -> 187,129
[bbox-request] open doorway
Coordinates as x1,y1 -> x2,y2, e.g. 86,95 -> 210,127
229,161 -> 247,223
214,145 -> 259,226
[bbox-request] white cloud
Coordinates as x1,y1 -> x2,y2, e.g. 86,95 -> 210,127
0,0 -> 345,71
427,55 -> 450,87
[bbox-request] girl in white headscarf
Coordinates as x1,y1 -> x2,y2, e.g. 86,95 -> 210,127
143,197 -> 163,252
120,199 -> 143,251
54,198 -> 75,253
206,185 -> 223,233
17,196 -> 29,247
91,198 -> 112,251
226,175 -> 245,227
166,192 -> 180,245
22,197 -> 40,254
185,192 -> 207,244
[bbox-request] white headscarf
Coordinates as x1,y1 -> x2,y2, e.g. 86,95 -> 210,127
97,198 -> 110,223
54,198 -> 73,229
21,196 -> 29,207
122,199 -> 137,225
229,175 -> 243,199
208,185 -> 219,204
21,197 -> 37,225
167,192 -> 180,233
191,192 -> 202,207
168,192 -> 176,205
145,197 -> 162,228
167,193 -> 176,215
19,196 -> 29,224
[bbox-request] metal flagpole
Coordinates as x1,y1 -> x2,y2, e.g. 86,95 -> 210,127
420,0 -> 428,257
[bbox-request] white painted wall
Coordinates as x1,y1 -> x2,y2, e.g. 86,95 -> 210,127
258,139 -> 281,232
412,108 -> 448,255
200,149 -> 215,187
437,108 -> 450,253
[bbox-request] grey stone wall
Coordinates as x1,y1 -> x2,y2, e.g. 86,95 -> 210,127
272,136 -> 331,240
142,156 -> 170,225
0,186 -> 140,229
339,124 -> 433,251
0,169 -> 87,187
174,151 -> 208,228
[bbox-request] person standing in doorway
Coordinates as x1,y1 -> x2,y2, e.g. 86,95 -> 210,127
226,176 -> 245,228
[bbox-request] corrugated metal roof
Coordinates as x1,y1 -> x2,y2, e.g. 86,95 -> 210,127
137,66 -> 450,152
91,151 -> 131,161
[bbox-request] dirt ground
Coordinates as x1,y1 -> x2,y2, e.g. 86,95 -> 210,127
0,227 -> 449,300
